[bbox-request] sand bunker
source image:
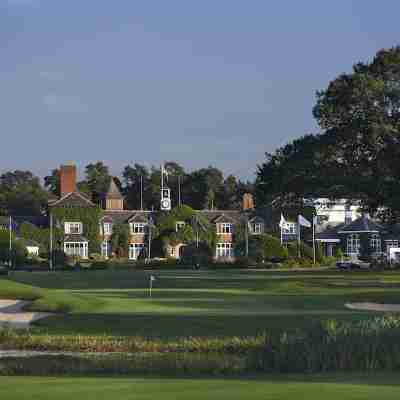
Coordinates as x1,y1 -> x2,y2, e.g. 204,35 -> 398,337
0,299 -> 52,329
345,302 -> 400,312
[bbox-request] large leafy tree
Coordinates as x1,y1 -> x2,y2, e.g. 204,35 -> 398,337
256,46 -> 400,221
84,162 -> 111,203
0,171 -> 49,216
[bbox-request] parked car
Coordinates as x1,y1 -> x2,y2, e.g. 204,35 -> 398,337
336,260 -> 362,270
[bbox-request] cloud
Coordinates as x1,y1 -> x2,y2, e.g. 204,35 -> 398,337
43,93 -> 88,113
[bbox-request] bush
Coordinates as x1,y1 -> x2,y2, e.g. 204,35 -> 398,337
264,235 -> 288,261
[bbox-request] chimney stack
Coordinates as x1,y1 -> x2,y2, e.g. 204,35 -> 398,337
242,193 -> 255,210
59,163 -> 76,197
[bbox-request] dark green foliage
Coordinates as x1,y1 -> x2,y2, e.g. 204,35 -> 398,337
0,230 -> 26,266
51,206 -> 103,254
156,205 -> 216,254
0,170 -> 49,216
110,223 -> 130,258
236,234 -> 288,262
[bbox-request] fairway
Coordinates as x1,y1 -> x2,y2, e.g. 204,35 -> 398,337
1,374 -> 400,399
6,269 -> 400,337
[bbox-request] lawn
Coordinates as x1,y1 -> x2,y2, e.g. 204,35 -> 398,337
3,269 -> 400,337
1,374 -> 400,399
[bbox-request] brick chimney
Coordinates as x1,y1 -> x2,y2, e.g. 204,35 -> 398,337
242,193 -> 255,210
60,163 -> 76,197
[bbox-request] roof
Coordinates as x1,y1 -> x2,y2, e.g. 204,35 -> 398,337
49,191 -> 95,208
337,215 -> 382,233
102,210 -> 153,224
198,210 -> 241,224
316,225 -> 342,242
105,178 -> 123,200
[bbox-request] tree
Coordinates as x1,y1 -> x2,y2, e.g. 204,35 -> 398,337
110,222 -> 130,258
84,162 -> 111,204
312,47 -> 400,221
0,170 -> 49,216
44,169 -> 60,196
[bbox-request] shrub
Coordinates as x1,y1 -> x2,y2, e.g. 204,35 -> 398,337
264,235 -> 288,261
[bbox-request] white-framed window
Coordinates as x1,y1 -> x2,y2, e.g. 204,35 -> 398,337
347,234 -> 360,255
217,223 -> 233,234
216,243 -> 234,258
386,240 -> 399,253
370,234 -> 381,253
176,221 -> 186,232
282,222 -> 297,235
65,222 -> 82,235
129,243 -> 144,260
101,241 -> 111,258
252,223 -> 262,234
131,223 -> 147,234
64,242 -> 88,258
103,223 -> 112,235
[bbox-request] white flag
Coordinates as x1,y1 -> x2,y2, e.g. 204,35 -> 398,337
279,213 -> 287,229
162,164 -> 169,180
150,275 -> 156,282
313,215 -> 318,226
298,214 -> 311,228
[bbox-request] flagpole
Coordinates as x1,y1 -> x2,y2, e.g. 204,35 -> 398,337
140,175 -> 143,211
312,215 -> 316,265
149,276 -> 152,297
9,216 -> 12,268
297,216 -> 301,258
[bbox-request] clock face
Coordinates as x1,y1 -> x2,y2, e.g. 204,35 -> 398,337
161,199 -> 170,209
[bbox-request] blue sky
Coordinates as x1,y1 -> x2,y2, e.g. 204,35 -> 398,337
2,0 -> 400,181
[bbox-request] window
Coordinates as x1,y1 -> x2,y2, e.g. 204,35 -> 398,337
217,223 -> 233,234
170,246 -> 175,256
65,222 -> 82,235
103,223 -> 112,235
252,223 -> 262,234
101,241 -> 111,258
216,243 -> 234,258
131,223 -> 146,234
64,242 -> 88,258
370,234 -> 381,253
347,234 -> 360,255
129,243 -> 144,260
282,222 -> 297,235
386,240 -> 399,253
176,221 -> 186,232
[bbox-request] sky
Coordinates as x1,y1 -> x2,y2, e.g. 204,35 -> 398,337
2,0 -> 400,182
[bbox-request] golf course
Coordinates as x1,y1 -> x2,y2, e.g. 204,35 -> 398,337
2,268 -> 400,398
4,268 -> 400,337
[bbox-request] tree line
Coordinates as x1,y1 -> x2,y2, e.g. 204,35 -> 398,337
0,162 -> 254,216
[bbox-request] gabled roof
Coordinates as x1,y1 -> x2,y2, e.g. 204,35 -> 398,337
248,216 -> 265,224
103,210 -> 153,224
212,213 -> 237,224
127,213 -> 149,223
105,178 -> 123,200
198,210 -> 241,224
49,191 -> 95,208
337,215 -> 382,233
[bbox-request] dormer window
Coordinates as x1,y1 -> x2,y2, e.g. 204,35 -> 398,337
217,223 -> 233,234
131,223 -> 146,234
65,222 -> 82,235
176,221 -> 186,232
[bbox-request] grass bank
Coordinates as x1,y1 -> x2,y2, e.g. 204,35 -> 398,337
0,279 -> 102,314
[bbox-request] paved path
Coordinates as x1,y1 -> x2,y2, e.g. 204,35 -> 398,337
0,299 -> 52,329
345,302 -> 400,312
